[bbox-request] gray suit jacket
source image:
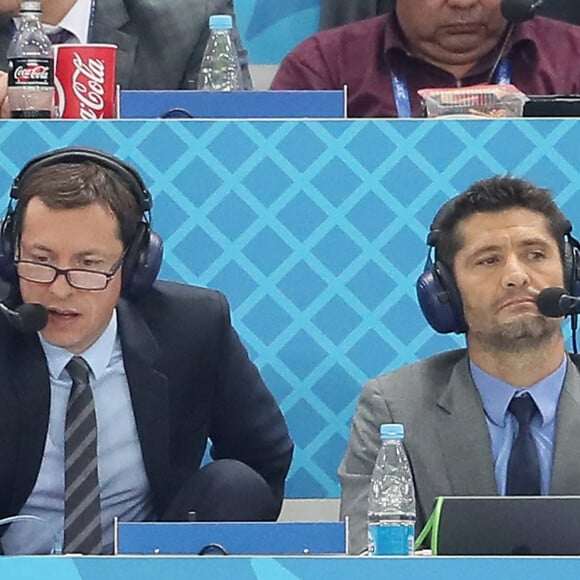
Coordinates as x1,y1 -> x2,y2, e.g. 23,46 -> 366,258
339,349 -> 580,554
0,0 -> 252,90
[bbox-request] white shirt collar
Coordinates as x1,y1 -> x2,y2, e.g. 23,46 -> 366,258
39,308 -> 118,382
14,0 -> 92,44
54,0 -> 91,44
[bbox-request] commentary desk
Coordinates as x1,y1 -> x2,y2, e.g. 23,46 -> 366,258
2,555 -> 580,579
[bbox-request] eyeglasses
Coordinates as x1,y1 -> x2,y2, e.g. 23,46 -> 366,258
15,253 -> 126,291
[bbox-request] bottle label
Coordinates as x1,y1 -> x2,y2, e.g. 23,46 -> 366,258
369,523 -> 415,556
11,110 -> 51,119
8,57 -> 54,88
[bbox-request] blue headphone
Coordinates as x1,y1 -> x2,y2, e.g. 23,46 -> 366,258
415,198 -> 580,334
0,147 -> 163,297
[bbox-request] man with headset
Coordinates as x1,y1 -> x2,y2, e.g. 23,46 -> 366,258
339,175 -> 580,553
0,146 -> 293,555
271,0 -> 580,117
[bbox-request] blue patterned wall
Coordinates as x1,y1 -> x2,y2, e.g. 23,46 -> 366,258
1,119 -> 579,498
236,0 -> 320,63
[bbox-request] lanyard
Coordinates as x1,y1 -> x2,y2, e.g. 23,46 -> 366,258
390,58 -> 512,118
494,58 -> 512,86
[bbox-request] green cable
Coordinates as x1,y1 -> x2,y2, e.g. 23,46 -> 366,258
415,510 -> 433,549
429,497 -> 445,555
415,496 -> 445,555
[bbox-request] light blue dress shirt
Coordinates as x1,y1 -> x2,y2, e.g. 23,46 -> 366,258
470,356 -> 567,496
2,310 -> 154,555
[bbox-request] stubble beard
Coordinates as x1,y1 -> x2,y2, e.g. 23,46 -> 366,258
469,314 -> 563,354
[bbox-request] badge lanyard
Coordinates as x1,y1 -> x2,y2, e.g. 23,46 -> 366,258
390,58 -> 512,118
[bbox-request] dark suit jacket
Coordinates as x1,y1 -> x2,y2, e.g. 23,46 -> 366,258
339,349 -> 580,554
0,280 -> 293,531
0,0 -> 252,89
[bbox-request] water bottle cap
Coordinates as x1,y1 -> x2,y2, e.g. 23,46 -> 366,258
209,14 -> 233,30
380,423 -> 404,439
20,1 -> 41,12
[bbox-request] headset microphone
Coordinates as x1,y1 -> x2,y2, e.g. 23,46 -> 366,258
0,301 -> 48,333
501,0 -> 545,23
536,287 -> 580,318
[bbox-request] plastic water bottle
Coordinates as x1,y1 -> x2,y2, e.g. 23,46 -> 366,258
197,14 -> 243,91
368,424 -> 416,556
7,0 -> 54,118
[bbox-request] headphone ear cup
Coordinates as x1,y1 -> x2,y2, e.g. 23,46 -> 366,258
122,225 -> 163,297
563,239 -> 580,297
416,259 -> 467,334
0,212 -> 17,284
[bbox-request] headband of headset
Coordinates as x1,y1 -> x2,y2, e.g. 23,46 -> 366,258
416,196 -> 579,334
0,146 -> 162,297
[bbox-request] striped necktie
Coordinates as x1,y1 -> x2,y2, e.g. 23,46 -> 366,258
64,356 -> 102,554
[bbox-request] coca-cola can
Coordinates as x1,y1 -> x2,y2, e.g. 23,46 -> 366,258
54,44 -> 117,119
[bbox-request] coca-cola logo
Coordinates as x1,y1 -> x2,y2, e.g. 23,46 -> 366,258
14,64 -> 50,83
70,52 -> 107,120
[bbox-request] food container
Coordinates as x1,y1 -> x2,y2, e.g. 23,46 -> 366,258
418,84 -> 528,118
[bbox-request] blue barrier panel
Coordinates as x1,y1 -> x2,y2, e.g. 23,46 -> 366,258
115,521 -> 346,555
3,555 -> 580,580
119,90 -> 346,119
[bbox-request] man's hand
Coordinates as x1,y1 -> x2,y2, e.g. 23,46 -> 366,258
0,72 -> 9,118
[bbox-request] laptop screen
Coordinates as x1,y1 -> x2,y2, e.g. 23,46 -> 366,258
429,496 -> 580,556
523,95 -> 580,117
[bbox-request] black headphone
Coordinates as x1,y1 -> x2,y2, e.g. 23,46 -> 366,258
0,146 -> 163,297
416,197 -> 580,334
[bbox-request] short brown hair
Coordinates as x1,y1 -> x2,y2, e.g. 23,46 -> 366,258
431,176 -> 571,270
11,161 -> 143,249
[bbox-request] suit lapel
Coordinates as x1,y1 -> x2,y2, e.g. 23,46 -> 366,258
551,357 -> 580,493
435,357 -> 497,496
9,333 -> 51,514
117,298 -> 170,510
92,0 -> 137,88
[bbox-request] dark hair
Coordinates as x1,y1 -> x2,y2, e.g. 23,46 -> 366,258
11,161 -> 143,249
431,175 -> 571,269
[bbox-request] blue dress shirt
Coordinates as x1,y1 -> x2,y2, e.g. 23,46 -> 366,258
2,310 -> 154,555
470,356 -> 567,496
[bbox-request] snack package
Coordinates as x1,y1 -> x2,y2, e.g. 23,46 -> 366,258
418,84 -> 529,118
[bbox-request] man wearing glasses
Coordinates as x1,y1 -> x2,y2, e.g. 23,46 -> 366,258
0,147 -> 293,555
16,252 -> 128,293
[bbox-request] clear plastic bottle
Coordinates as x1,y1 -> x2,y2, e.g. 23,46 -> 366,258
197,14 -> 243,91
368,423 -> 416,556
7,1 -> 54,118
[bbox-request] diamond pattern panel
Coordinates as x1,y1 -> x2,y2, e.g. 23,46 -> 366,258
1,119 -> 580,499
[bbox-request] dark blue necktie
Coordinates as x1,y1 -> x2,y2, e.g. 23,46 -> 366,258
47,28 -> 75,45
506,393 -> 541,496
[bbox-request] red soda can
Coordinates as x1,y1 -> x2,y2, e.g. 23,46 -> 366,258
54,44 -> 117,119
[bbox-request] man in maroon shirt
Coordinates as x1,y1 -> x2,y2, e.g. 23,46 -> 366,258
271,0 -> 580,118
